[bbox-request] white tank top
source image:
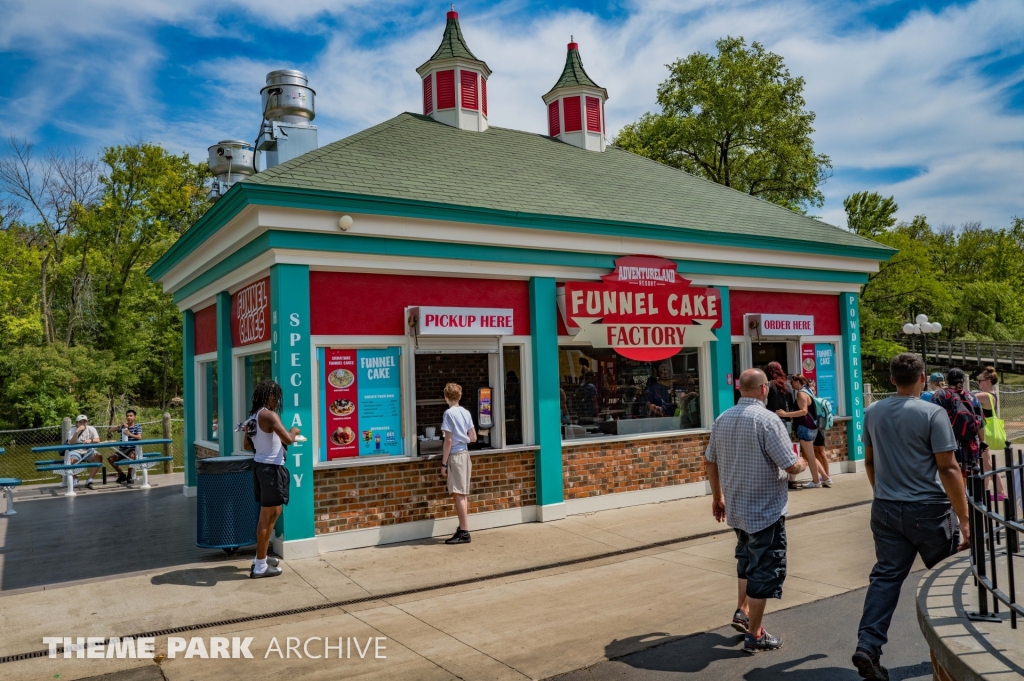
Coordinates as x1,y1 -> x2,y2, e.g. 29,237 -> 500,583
252,408 -> 285,465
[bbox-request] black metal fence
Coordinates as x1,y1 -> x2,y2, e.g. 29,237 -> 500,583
966,444 -> 1024,627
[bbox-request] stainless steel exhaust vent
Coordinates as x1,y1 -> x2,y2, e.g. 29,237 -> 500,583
207,140 -> 255,203
257,70 -> 318,169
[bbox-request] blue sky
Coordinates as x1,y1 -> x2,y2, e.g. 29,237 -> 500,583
1,0 -> 1022,229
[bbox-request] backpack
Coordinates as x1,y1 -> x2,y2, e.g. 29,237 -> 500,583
933,388 -> 984,463
801,388 -> 834,431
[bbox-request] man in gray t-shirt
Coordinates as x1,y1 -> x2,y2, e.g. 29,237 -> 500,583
863,395 -> 956,504
852,354 -> 970,681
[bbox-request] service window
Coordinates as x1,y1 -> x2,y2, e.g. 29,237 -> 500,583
559,345 -> 703,439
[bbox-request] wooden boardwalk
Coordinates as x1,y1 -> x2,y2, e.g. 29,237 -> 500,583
0,479 -> 243,594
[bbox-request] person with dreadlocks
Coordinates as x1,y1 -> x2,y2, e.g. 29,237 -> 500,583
243,380 -> 301,578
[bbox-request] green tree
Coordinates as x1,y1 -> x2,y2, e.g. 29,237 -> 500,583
0,140 -> 210,427
614,36 -> 832,212
844,191 -> 898,238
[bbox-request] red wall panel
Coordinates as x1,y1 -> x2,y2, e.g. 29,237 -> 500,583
310,272 -> 531,336
586,96 -> 601,132
194,304 -> 217,355
460,70 -> 478,110
730,290 -> 840,336
548,101 -> 560,136
482,77 -> 487,116
563,96 -> 582,132
436,70 -> 455,109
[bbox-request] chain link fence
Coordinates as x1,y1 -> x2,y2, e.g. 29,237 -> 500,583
0,419 -> 184,485
865,388 -> 1024,443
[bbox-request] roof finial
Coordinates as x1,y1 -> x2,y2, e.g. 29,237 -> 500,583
571,34 -> 574,42
451,4 -> 455,10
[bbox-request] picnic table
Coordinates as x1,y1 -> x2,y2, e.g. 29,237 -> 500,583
32,439 -> 173,496
0,448 -> 20,516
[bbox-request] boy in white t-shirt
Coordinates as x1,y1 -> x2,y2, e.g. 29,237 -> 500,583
440,382 -> 477,545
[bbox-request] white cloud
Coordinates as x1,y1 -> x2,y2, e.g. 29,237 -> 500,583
2,0 -> 1023,229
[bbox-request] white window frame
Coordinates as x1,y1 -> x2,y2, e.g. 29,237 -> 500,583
555,340 -> 712,445
232,341 -> 272,454
310,334 -> 536,469
194,351 -> 218,451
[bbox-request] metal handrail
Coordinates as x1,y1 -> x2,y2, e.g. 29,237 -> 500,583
965,444 -> 1024,628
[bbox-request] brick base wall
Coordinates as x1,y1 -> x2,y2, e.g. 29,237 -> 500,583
563,432 -> 711,500
562,422 -> 849,501
195,444 -> 218,459
789,423 -> 848,463
314,451 -> 536,535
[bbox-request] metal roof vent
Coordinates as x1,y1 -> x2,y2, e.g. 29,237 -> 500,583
207,140 -> 255,203
256,70 -> 318,169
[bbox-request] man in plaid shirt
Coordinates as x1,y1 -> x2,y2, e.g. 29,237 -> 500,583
706,368 -> 807,654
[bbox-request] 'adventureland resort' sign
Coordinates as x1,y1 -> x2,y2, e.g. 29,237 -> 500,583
558,256 -> 724,361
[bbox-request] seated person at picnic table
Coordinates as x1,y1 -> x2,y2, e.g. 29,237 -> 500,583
107,409 -> 142,484
66,414 -> 103,489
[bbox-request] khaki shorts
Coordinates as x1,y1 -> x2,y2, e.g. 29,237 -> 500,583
447,451 -> 471,495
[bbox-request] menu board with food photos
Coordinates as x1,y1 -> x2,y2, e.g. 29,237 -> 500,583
319,347 -> 403,461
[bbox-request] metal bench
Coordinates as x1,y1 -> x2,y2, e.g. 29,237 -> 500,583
0,448 -> 21,516
121,452 -> 174,490
31,439 -> 173,497
35,462 -> 104,496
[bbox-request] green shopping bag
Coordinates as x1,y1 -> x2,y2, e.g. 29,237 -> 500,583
984,413 -> 1008,449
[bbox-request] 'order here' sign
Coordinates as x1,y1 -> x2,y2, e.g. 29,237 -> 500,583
410,306 -> 514,336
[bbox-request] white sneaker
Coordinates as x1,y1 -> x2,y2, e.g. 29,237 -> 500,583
802,481 -> 823,489
822,478 -> 833,488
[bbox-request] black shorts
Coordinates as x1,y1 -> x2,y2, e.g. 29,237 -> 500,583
735,516 -> 788,600
813,429 -> 825,447
253,463 -> 290,507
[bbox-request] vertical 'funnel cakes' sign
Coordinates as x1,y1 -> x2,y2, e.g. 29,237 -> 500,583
558,256 -> 723,362
231,277 -> 270,346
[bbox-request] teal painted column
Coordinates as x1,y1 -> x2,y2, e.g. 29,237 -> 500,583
182,309 -> 197,490
841,292 -> 866,461
529,277 -> 564,519
270,264 -> 315,553
215,291 -> 233,454
709,286 -> 733,418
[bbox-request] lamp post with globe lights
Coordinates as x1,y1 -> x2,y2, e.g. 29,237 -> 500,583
903,314 -> 942,375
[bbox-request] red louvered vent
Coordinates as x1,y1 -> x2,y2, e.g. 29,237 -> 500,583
548,101 -> 560,137
563,96 -> 582,132
460,70 -> 478,110
436,70 -> 456,109
423,76 -> 433,115
586,96 -> 601,132
482,77 -> 487,116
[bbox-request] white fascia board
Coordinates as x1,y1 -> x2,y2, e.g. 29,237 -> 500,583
169,205 -> 878,307
160,205 -> 264,293
179,248 -> 862,314
258,207 -> 881,275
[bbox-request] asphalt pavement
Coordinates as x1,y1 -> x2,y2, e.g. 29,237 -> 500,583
550,572 -> 933,681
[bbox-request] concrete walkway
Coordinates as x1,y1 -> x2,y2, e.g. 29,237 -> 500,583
0,473 -> 892,680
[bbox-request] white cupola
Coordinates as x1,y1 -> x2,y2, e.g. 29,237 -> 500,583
542,39 -> 608,151
416,8 -> 492,132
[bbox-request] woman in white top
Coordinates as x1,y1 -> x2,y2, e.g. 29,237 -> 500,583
243,380 -> 301,578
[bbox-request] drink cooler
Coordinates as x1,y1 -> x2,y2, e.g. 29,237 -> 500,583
196,455 -> 261,554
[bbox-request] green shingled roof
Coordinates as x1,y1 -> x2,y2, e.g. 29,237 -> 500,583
244,113 -> 891,258
427,14 -> 479,62
547,45 -> 602,94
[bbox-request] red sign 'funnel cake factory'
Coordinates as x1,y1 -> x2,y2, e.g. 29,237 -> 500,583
558,256 -> 723,362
